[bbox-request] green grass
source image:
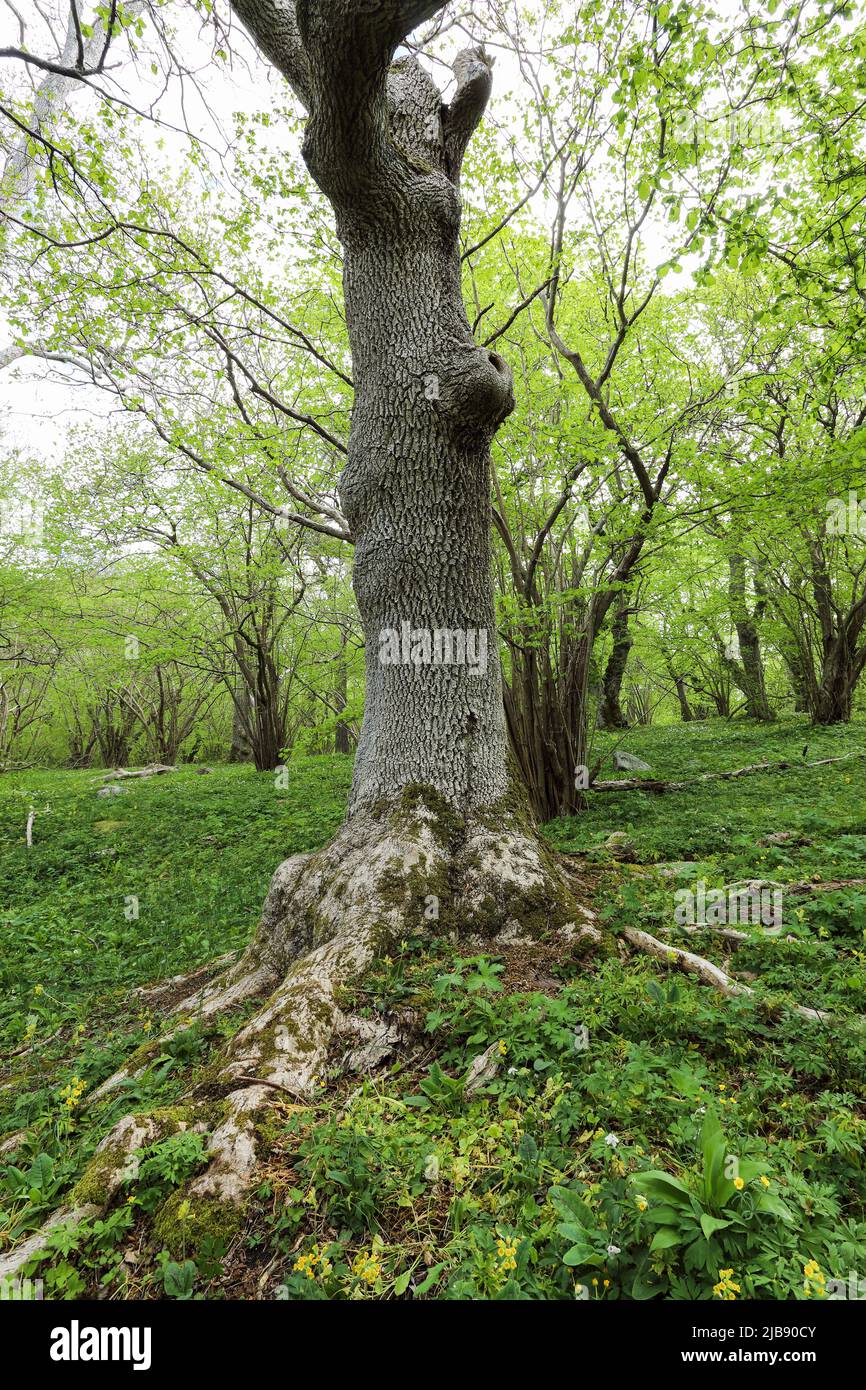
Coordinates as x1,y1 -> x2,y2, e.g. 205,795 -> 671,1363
1,720 -> 865,1301
553,713 -> 866,870
0,759 -> 351,1048
0,759 -> 351,1151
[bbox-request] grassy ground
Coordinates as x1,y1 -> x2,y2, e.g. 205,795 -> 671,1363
1,717 -> 864,1301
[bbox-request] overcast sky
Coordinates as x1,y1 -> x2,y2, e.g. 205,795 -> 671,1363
1,0 -> 750,473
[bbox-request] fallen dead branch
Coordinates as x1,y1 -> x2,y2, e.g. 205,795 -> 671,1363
623,925 -> 849,1027
100,764 -> 178,780
590,748 -> 866,793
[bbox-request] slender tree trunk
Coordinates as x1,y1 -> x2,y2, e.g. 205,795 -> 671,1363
726,553 -> 774,720
598,602 -> 632,729
229,685 -> 253,762
333,655 -> 352,754
778,637 -> 812,713
812,634 -> 866,723
673,675 -> 695,721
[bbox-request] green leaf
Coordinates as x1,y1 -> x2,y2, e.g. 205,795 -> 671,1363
700,1110 -> 726,1203
632,1171 -> 693,1207
26,1154 -> 54,1191
756,1192 -> 794,1221
650,1227 -> 681,1251
162,1259 -> 196,1300
700,1213 -> 732,1240
563,1244 -> 604,1268
413,1262 -> 446,1295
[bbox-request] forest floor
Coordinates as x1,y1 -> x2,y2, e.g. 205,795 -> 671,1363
1,716 -> 865,1300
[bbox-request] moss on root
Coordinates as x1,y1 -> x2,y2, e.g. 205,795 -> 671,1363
153,1189 -> 245,1257
364,779 -> 587,945
70,1140 -> 130,1208
69,1105 -> 201,1208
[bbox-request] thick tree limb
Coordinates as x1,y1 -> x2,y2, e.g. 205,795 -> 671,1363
444,46 -> 494,182
230,1 -> 481,214
229,0 -> 313,107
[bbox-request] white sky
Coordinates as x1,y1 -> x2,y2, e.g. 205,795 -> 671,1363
0,0 -> 772,472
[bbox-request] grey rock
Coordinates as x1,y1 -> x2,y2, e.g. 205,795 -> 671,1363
758,830 -> 810,847
614,750 -> 652,772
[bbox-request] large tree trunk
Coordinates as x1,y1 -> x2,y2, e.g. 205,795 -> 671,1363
0,3 -> 589,1267
339,187 -> 512,811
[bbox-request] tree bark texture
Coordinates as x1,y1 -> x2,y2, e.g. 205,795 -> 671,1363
233,2 -> 514,815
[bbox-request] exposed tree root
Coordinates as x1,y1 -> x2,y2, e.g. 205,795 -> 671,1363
131,952 -> 240,1009
0,789 -> 594,1282
99,764 -> 178,780
0,1112 -> 174,1281
0,1128 -> 28,1157
622,925 -> 856,1027
664,923 -> 752,945
786,878 -> 866,895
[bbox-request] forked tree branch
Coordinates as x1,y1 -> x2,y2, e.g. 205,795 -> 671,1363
229,1 -> 497,214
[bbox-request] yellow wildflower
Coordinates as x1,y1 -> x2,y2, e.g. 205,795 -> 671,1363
352,1249 -> 382,1285
713,1269 -> 740,1300
294,1244 -> 333,1282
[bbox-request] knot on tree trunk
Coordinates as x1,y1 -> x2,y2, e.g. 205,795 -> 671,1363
433,345 -> 515,437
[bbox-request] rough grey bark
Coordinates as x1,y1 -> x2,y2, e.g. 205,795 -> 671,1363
233,0 -> 514,816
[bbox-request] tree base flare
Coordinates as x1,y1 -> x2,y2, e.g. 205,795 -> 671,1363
1,791 -> 595,1280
